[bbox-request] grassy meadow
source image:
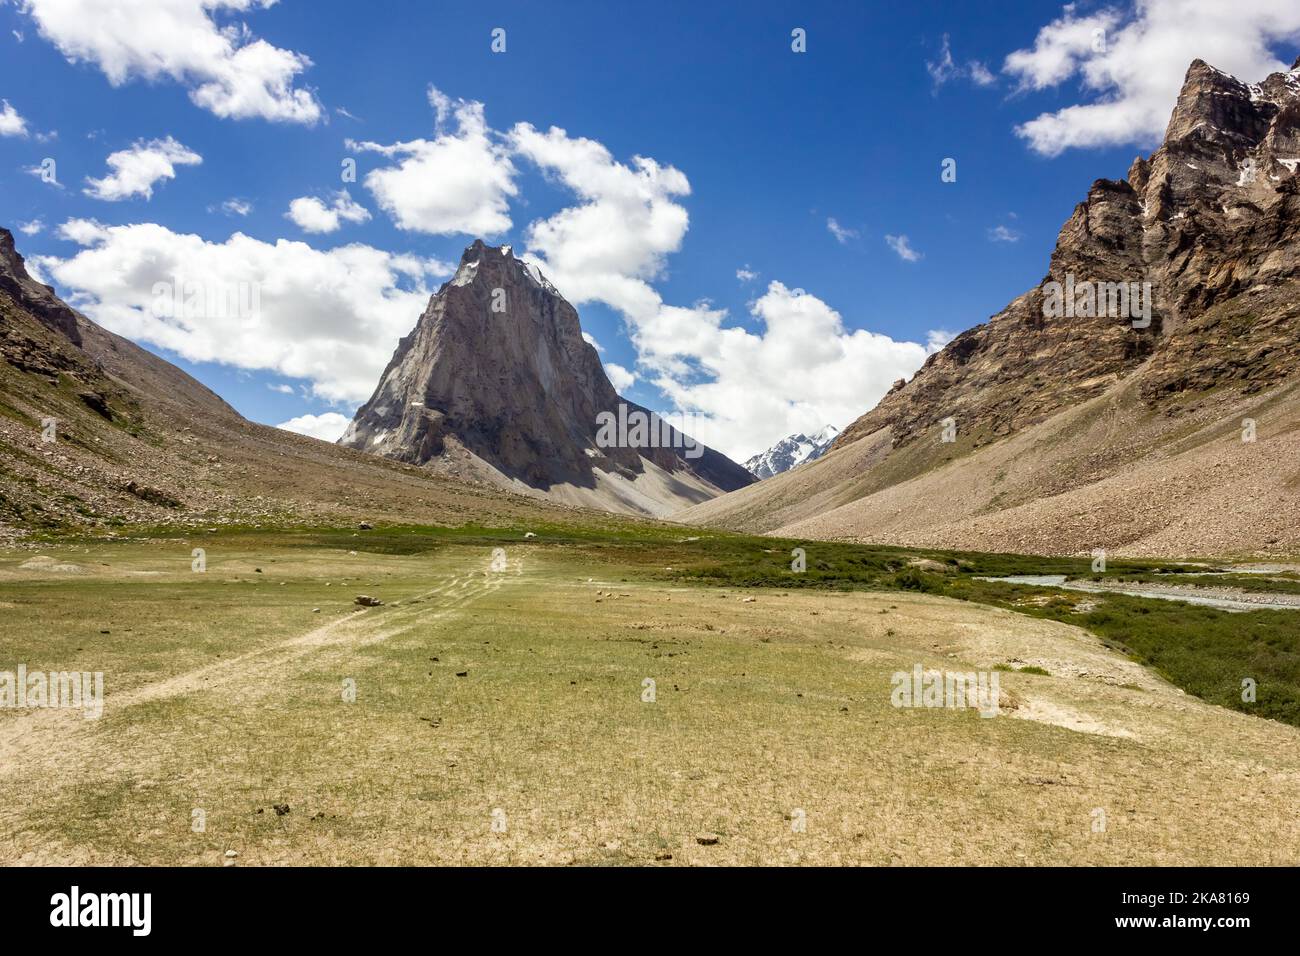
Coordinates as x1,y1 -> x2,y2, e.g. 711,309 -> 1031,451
1,522 -> 1298,865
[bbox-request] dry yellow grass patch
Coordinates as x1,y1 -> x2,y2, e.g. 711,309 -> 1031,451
1,540 -> 1296,865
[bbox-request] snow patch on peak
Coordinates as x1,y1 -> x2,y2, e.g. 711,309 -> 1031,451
522,260 -> 560,295
452,259 -> 479,287
744,425 -> 839,480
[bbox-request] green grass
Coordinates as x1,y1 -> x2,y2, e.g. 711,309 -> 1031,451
574,530 -> 1300,727
945,578 -> 1300,726
996,664 -> 1052,676
12,521 -> 1300,728
4,527 -> 1300,865
1086,571 -> 1300,595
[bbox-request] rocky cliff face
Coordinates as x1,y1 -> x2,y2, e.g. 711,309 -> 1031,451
340,240 -> 753,515
0,228 -> 83,346
837,58 -> 1300,458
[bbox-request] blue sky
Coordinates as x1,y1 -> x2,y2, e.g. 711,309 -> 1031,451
2,0 -> 1298,460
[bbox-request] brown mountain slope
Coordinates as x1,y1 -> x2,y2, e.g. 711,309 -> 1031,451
340,240 -> 754,517
0,228 -> 604,541
679,59 -> 1300,558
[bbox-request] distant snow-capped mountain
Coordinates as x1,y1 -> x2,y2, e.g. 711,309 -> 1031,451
744,425 -> 839,479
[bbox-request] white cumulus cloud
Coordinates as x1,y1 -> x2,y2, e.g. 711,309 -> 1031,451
646,282 -> 935,461
276,411 -> 351,442
83,136 -> 202,201
0,99 -> 29,136
510,121 -> 690,308
349,86 -> 517,236
35,220 -> 453,404
926,329 -> 956,352
19,0 -> 322,123
506,122 -> 933,459
1004,0 -> 1300,156
286,190 -> 371,234
604,362 -> 636,392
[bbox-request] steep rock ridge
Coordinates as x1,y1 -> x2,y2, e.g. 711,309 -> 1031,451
341,240 -> 753,516
837,59 -> 1300,460
0,228 -> 82,345
681,57 -> 1300,557
0,228 -> 587,538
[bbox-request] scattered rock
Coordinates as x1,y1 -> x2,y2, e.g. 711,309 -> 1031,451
354,595 -> 383,607
695,833 -> 720,846
273,804 -> 290,816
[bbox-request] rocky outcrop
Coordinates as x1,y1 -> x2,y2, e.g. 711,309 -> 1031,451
836,57 -> 1300,458
0,227 -> 82,346
341,240 -> 753,516
683,56 -> 1300,557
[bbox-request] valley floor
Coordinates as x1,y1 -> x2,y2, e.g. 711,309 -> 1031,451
1,531 -> 1298,865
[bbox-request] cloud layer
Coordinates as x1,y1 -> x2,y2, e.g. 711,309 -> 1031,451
505,122 -> 936,459
276,411 -> 351,442
19,0 -> 322,123
37,220 -> 451,403
25,74 -> 944,461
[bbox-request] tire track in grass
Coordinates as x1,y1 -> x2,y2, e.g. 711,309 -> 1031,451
0,554 -> 518,781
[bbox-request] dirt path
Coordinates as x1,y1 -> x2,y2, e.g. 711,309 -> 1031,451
0,558 -> 519,786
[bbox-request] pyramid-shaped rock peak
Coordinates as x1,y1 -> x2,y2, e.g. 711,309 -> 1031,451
340,241 -> 753,515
